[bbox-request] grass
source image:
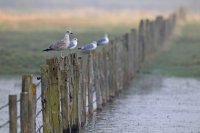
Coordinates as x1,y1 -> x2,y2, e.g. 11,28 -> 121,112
0,27 -> 132,75
1,9 -> 157,75
141,21 -> 200,77
1,9 -> 200,76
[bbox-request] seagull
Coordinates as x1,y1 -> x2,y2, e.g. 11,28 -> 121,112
96,34 -> 109,46
43,30 -> 72,56
78,41 -> 97,52
68,38 -> 78,50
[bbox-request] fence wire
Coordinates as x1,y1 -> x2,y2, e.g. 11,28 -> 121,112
0,120 -> 9,129
36,125 -> 43,133
0,103 -> 9,111
36,94 -> 42,103
36,109 -> 43,118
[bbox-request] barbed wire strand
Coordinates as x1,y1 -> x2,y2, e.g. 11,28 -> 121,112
0,120 -> 9,128
36,109 -> 43,118
36,125 -> 43,133
0,109 -> 24,129
17,115 -> 20,120
0,103 -> 9,111
36,119 -> 43,133
36,81 -> 41,87
0,97 -> 20,111
36,94 -> 42,103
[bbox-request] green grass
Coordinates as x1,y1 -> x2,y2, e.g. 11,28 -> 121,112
141,21 -> 200,77
0,25 -> 131,75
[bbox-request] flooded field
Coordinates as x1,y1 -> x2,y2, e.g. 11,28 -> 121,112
1,74 -> 200,132
81,74 -> 200,133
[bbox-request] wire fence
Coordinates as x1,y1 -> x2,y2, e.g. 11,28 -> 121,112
0,79 -> 42,131
0,103 -> 9,111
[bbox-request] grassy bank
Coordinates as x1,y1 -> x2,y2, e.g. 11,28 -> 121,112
1,9 -> 150,75
0,26 -> 132,75
141,21 -> 200,77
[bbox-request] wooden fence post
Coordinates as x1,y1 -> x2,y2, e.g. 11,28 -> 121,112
40,65 -> 53,133
108,40 -> 116,100
138,19 -> 146,64
88,52 -> 94,115
93,52 -> 103,110
30,83 -> 36,133
20,92 -> 28,133
99,51 -> 106,105
131,29 -> 138,73
69,53 -> 79,132
77,56 -> 84,126
46,57 -> 61,133
21,75 -> 35,133
9,95 -> 17,133
80,55 -> 87,125
60,56 -> 70,132
105,49 -> 110,101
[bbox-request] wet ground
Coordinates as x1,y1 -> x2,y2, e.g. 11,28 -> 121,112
1,74 -> 200,133
81,74 -> 200,133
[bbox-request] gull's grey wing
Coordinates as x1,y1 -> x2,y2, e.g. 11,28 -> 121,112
49,40 -> 66,51
82,43 -> 94,50
69,41 -> 75,48
97,38 -> 106,44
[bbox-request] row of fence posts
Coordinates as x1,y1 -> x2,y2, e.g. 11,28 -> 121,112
8,75 -> 37,133
7,12 -> 180,133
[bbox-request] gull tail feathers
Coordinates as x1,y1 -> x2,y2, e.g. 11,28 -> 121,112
43,48 -> 53,52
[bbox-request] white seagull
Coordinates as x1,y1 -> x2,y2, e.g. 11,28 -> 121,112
43,30 -> 73,56
68,38 -> 78,50
96,34 -> 109,46
78,41 -> 97,52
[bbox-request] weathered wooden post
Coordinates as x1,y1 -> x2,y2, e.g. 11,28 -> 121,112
108,40 -> 116,98
138,19 -> 146,64
60,56 -> 70,132
112,39 -> 118,94
69,53 -> 79,132
9,95 -> 17,133
115,38 -> 119,93
20,75 -> 36,133
98,51 -> 106,105
93,52 -> 103,110
155,16 -> 164,46
88,51 -> 94,115
77,56 -> 85,126
122,33 -> 129,88
40,65 -> 52,133
145,19 -> 151,59
80,55 -> 87,125
105,48 -> 110,101
46,57 -> 61,133
30,83 -> 36,133
131,29 -> 138,73
20,91 -> 28,133
150,20 -> 155,55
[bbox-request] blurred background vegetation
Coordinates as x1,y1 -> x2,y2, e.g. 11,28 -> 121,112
0,0 -> 200,75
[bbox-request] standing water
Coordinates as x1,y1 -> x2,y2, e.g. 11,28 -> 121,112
1,74 -> 200,132
81,74 -> 200,133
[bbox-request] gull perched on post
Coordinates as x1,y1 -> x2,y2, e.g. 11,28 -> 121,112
68,38 -> 78,50
96,34 -> 109,46
78,41 -> 97,53
43,30 -> 73,57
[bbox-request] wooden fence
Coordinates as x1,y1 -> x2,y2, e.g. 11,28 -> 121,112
0,10 -> 183,133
